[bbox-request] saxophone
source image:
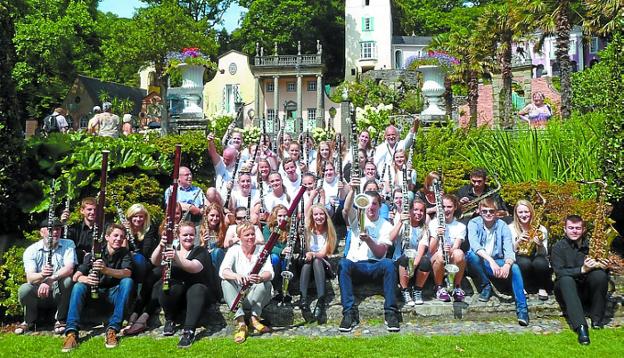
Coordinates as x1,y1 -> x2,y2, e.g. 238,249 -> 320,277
460,174 -> 502,219
580,179 -> 624,273
517,193 -> 546,256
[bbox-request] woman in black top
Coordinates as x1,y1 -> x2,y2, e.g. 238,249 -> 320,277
122,204 -> 160,336
150,221 -> 216,348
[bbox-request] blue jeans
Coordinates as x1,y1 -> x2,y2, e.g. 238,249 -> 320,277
338,258 -> 397,314
466,251 -> 527,313
211,248 -> 225,273
65,277 -> 134,333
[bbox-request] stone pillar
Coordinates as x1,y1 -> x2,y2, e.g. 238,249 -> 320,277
273,76 -> 279,134
296,74 -> 303,131
316,74 -> 324,129
254,76 -> 260,119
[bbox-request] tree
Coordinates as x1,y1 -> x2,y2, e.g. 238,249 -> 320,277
11,0 -> 101,118
141,0 -> 235,24
476,1 -> 526,128
525,0 -> 584,119
584,0 -> 624,36
232,0 -> 344,82
0,0 -> 28,235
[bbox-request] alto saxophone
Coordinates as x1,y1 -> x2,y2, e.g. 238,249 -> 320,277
517,193 -> 546,256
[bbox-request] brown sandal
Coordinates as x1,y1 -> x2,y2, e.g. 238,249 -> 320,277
54,321 -> 66,334
14,322 -> 32,335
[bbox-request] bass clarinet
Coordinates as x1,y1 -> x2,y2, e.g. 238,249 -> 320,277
230,187 -> 306,312
162,145 -> 182,292
89,150 -> 109,299
432,173 -> 459,285
46,179 -> 57,266
280,210 -> 298,300
349,103 -> 360,195
224,152 -> 241,209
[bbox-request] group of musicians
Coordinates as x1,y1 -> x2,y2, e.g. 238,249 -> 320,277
17,118 -> 614,351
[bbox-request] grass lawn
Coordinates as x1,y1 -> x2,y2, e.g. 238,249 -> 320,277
1,329 -> 624,357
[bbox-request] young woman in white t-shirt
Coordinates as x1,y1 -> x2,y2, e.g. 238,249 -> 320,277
299,204 -> 337,324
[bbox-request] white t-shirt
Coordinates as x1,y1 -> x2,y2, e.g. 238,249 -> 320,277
264,191 -> 291,213
484,226 -> 496,256
231,189 -> 259,211
283,175 -> 302,199
308,232 -> 328,253
322,177 -> 340,206
346,214 -> 393,262
215,158 -> 236,198
428,219 -> 467,247
219,244 -> 274,279
508,223 -> 549,254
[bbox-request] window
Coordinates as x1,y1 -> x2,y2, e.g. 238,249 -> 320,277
266,82 -> 274,92
287,82 -> 296,92
394,50 -> 403,69
223,84 -> 240,113
362,17 -> 374,32
365,0 -> 370,5
267,109 -> 276,121
360,41 -> 376,59
590,37 -> 600,54
307,108 -> 316,121
79,115 -> 88,129
307,81 -> 316,91
549,42 -> 556,58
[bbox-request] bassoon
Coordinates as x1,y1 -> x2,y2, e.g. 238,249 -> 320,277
89,150 -> 109,299
162,144 -> 182,291
230,186 -> 306,312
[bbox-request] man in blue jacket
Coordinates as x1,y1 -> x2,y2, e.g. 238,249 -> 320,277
465,198 -> 529,326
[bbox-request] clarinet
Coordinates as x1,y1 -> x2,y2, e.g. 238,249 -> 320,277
333,133 -> 342,212
62,179 -> 70,240
316,160 -> 327,204
349,104 -> 360,195
162,145 -> 182,292
401,165 -> 411,252
112,193 -> 137,252
90,150 -> 109,299
386,164 -> 393,201
224,153 -> 241,209
230,187 -> 306,312
258,171 -> 266,217
180,188 -> 203,223
246,187 -> 253,220
280,210 -> 298,298
46,179 -> 57,267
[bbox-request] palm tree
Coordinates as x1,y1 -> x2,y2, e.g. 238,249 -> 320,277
584,0 -> 624,36
476,2 -> 526,128
525,0 -> 585,119
429,31 -> 491,127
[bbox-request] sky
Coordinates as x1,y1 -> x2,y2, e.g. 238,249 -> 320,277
98,0 -> 244,32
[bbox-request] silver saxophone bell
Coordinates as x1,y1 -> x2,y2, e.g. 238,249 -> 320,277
404,249 -> 417,278
353,193 -> 372,234
281,270 -> 294,295
445,263 -> 460,287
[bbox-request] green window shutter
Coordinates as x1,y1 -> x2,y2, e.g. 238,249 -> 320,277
361,17 -> 366,31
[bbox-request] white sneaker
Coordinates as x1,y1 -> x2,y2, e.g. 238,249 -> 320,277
402,289 -> 415,307
413,289 -> 424,305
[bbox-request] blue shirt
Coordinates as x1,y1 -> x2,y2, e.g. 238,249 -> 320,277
163,185 -> 204,208
468,216 -> 515,262
23,239 -> 77,274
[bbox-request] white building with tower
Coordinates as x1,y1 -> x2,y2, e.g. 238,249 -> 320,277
344,0 -> 431,81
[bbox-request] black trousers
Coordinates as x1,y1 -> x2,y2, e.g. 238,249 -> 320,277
132,266 -> 162,316
154,281 -> 214,331
516,254 -> 551,291
554,269 -> 608,330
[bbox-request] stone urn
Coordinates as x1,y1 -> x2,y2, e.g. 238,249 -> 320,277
418,65 -> 446,118
179,64 -> 205,89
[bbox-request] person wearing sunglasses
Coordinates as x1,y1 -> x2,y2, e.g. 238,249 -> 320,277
465,198 -> 529,327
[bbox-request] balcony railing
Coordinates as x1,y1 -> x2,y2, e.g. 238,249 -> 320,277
254,54 -> 322,66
